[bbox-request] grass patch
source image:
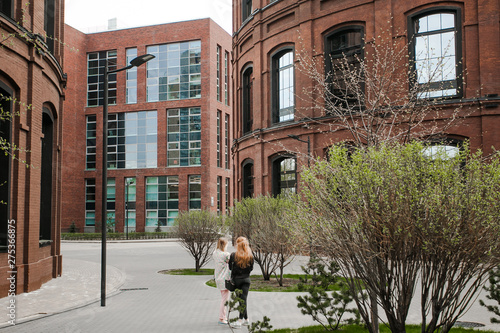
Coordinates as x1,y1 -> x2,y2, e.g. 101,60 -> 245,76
268,324 -> 495,333
160,268 -> 214,275
205,274 -> 344,292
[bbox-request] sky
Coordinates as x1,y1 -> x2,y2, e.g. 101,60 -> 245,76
64,0 -> 232,34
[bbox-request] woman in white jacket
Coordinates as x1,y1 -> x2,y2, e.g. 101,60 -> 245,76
212,238 -> 231,325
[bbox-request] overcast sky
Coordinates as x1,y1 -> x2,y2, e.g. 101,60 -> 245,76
65,0 -> 232,34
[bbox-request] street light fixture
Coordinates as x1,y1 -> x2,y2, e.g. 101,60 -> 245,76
101,54 -> 155,307
288,134 -> 311,167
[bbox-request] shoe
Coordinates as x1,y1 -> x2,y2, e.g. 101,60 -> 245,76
230,319 -> 243,328
242,319 -> 250,326
218,320 -> 228,325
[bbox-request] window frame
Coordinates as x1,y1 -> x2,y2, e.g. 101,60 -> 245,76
271,154 -> 297,197
408,7 -> 463,99
271,47 -> 295,124
242,159 -> 254,198
242,65 -> 254,134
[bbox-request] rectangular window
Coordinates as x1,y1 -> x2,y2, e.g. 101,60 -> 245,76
217,176 -> 221,214
107,111 -> 157,169
87,50 -> 117,106
107,178 -> 115,229
225,114 -> 229,169
189,175 -> 201,210
146,176 -> 179,227
273,50 -> 294,123
125,178 -> 136,228
0,0 -> 13,18
217,111 -> 221,168
44,0 -> 55,53
217,45 -> 221,102
242,0 -> 252,21
167,107 -> 201,167
85,179 -> 96,226
126,48 -> 138,104
224,51 -> 229,105
86,115 -> 97,170
225,177 -> 230,215
146,40 -> 201,102
411,11 -> 460,98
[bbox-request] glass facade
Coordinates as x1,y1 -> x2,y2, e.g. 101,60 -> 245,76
87,50 -> 117,106
107,111 -> 157,169
146,40 -> 201,102
145,176 -> 179,227
167,107 -> 201,167
125,177 -> 136,228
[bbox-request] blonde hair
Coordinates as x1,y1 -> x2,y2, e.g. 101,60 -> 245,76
217,238 -> 228,251
235,236 -> 253,268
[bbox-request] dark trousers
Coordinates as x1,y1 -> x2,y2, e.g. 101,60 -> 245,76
233,277 -> 251,319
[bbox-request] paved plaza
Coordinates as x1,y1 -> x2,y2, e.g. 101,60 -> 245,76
0,240 -> 498,332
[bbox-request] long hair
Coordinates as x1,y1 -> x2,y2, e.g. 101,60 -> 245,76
217,238 -> 228,251
235,236 -> 253,268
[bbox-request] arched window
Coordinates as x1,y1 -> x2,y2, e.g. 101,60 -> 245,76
242,66 -> 253,134
409,8 -> 462,98
242,159 -> 254,198
422,138 -> 464,160
272,155 -> 296,196
324,26 -> 364,111
0,84 -> 12,247
40,107 -> 55,241
271,48 -> 295,123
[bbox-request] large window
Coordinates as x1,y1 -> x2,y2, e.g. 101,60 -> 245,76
410,9 -> 461,98
225,51 -> 229,105
272,156 -> 296,196
272,49 -> 294,123
225,114 -> 229,169
217,176 -> 221,214
146,176 -> 179,227
242,66 -> 253,134
325,27 -> 364,110
0,0 -> 13,18
242,159 -> 254,198
189,175 -> 202,210
87,50 -> 117,106
217,111 -> 221,168
85,179 -> 96,226
242,0 -> 252,21
107,111 -> 157,169
40,108 -> 54,241
126,48 -> 138,104
107,178 -> 115,229
167,107 -> 201,167
217,45 -> 221,102
225,177 -> 230,215
44,0 -> 55,53
0,86 -> 12,247
146,40 -> 201,102
86,115 -> 96,170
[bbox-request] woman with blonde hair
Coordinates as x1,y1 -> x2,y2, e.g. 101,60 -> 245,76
212,238 -> 231,325
228,236 -> 254,328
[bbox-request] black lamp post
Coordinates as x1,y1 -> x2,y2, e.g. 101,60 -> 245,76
101,54 -> 154,307
288,134 -> 311,167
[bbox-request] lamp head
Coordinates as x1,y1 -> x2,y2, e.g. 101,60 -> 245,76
129,54 -> 155,67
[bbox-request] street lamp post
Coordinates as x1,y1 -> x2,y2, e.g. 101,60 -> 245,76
101,54 -> 155,307
288,134 -> 310,167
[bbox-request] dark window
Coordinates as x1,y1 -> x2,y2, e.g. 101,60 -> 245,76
242,160 -> 254,198
0,86 -> 12,247
242,0 -> 252,21
324,27 -> 364,111
272,49 -> 294,123
189,175 -> 202,210
44,0 -> 55,53
87,50 -> 117,106
409,9 -> 461,98
40,108 -> 54,240
242,66 -> 253,134
272,156 -> 296,196
0,0 -> 13,18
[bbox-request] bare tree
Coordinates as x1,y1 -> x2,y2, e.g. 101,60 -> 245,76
293,142 -> 500,333
229,195 -> 296,285
175,209 -> 224,272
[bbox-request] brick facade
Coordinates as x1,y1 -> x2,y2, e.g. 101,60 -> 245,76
231,0 -> 500,199
62,19 -> 233,233
0,0 -> 65,296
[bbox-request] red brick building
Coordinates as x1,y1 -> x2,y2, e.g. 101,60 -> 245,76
0,0 -> 65,296
62,19 -> 232,233
231,0 -> 500,199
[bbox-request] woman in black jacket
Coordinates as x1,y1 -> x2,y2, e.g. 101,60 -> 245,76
228,236 -> 254,328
